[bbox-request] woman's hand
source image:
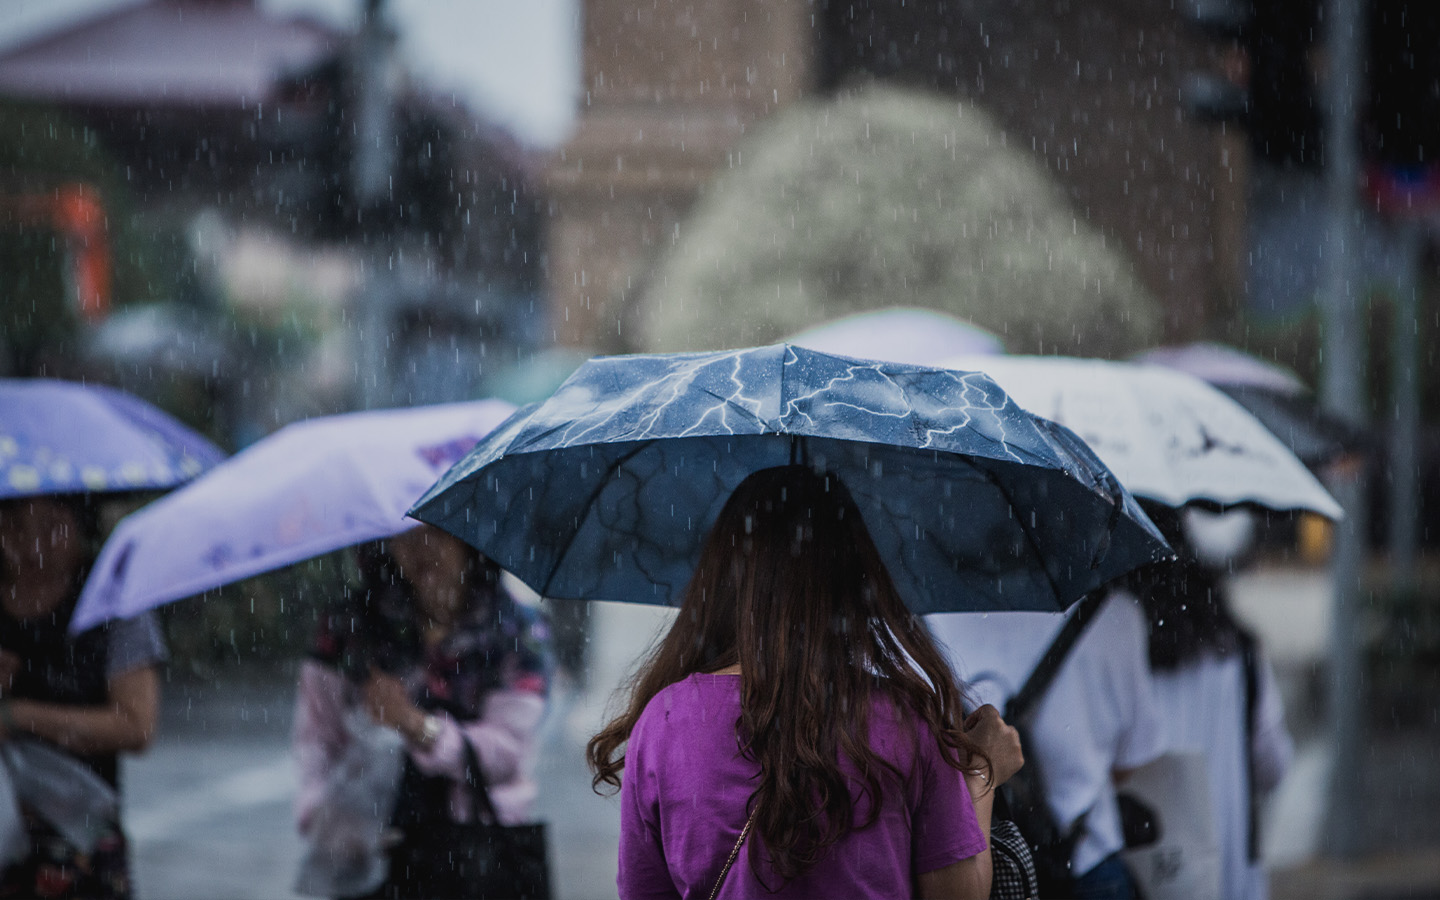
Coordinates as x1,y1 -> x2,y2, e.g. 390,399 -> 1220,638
962,704 -> 1023,787
361,669 -> 426,741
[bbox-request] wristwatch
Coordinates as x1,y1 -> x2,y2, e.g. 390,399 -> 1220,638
414,714 -> 442,750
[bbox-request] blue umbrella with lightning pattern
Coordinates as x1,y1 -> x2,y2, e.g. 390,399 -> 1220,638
410,344 -> 1170,614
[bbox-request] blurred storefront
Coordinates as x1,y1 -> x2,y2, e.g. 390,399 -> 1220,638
0,0 -> 543,445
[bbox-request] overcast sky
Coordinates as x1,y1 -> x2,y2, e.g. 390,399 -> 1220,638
0,0 -> 581,148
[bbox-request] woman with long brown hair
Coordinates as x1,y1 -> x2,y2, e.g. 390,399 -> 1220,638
588,465 -> 1023,899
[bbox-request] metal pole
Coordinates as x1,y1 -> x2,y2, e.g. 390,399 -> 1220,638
351,0 -> 395,410
1319,0 -> 1368,861
352,0 -> 396,208
1388,221 -> 1422,592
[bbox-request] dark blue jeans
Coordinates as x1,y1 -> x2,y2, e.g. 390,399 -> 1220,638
1071,853 -> 1139,900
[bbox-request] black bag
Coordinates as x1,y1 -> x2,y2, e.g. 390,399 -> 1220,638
993,742 -> 1088,897
989,591 -> 1108,900
389,740 -> 551,900
1116,792 -> 1161,849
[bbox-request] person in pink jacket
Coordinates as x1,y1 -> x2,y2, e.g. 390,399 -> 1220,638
292,524 -> 553,899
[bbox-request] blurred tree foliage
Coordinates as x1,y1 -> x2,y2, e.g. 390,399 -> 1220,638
637,85 -> 1161,358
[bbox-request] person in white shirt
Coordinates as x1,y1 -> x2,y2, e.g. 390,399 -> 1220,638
1133,505 -> 1294,900
928,588 -> 1166,899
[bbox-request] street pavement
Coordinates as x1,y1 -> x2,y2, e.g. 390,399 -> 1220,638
120,572 -> 1439,899
125,669 -> 306,900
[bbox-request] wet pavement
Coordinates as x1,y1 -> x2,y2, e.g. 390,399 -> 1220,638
125,667 -> 305,900
120,574 -> 1440,899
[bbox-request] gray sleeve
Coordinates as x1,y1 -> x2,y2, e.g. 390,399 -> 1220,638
105,611 -> 169,679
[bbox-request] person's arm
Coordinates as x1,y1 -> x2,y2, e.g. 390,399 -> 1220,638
917,769 -> 993,899
2,665 -> 158,754
362,670 -> 547,788
915,705 -> 1023,900
917,852 -> 990,900
913,769 -> 995,899
407,689 -> 547,786
293,660 -> 353,834
365,602 -> 553,789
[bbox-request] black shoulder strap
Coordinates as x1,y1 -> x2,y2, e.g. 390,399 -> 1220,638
1005,591 -> 1108,723
1238,629 -> 1261,862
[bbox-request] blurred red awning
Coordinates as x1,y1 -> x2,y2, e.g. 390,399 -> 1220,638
0,0 -> 340,109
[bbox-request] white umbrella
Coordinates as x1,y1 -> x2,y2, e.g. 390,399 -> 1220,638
787,308 -> 1003,365
943,355 -> 1342,518
72,399 -> 517,633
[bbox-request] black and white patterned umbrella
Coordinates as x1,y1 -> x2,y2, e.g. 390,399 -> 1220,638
944,354 -> 1344,517
410,345 -> 1170,614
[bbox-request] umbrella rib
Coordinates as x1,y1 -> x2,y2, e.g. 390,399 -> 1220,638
973,461 -> 1066,607
538,440 -> 656,599
692,387 -> 768,431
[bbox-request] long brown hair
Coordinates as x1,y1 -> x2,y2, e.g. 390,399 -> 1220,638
587,465 -> 988,883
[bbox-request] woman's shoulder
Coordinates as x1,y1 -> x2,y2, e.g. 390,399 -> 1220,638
633,674 -> 739,735
645,672 -> 739,707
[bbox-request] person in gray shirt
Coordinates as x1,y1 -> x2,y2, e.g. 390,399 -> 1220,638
0,495 -> 166,899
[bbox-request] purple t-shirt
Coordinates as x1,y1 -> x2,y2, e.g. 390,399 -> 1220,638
617,673 -> 987,899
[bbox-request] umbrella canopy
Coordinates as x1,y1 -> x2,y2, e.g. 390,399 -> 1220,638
71,399 -> 516,633
634,85 -> 1161,357
943,355 -> 1343,518
787,308 -> 1004,365
1133,342 -> 1308,395
0,378 -> 225,500
1133,342 -> 1363,467
410,345 -> 1170,615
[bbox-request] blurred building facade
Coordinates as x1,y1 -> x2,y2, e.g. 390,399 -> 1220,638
545,0 -> 1237,353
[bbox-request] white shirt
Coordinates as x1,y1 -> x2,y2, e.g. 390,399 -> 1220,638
927,591 -> 1166,876
1152,650 -> 1293,900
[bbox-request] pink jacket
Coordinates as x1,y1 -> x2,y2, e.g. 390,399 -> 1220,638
293,660 -> 547,832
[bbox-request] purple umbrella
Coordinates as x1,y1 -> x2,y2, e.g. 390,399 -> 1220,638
1134,343 -> 1363,466
71,399 -> 516,633
1133,342 -> 1307,395
0,378 -> 225,500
